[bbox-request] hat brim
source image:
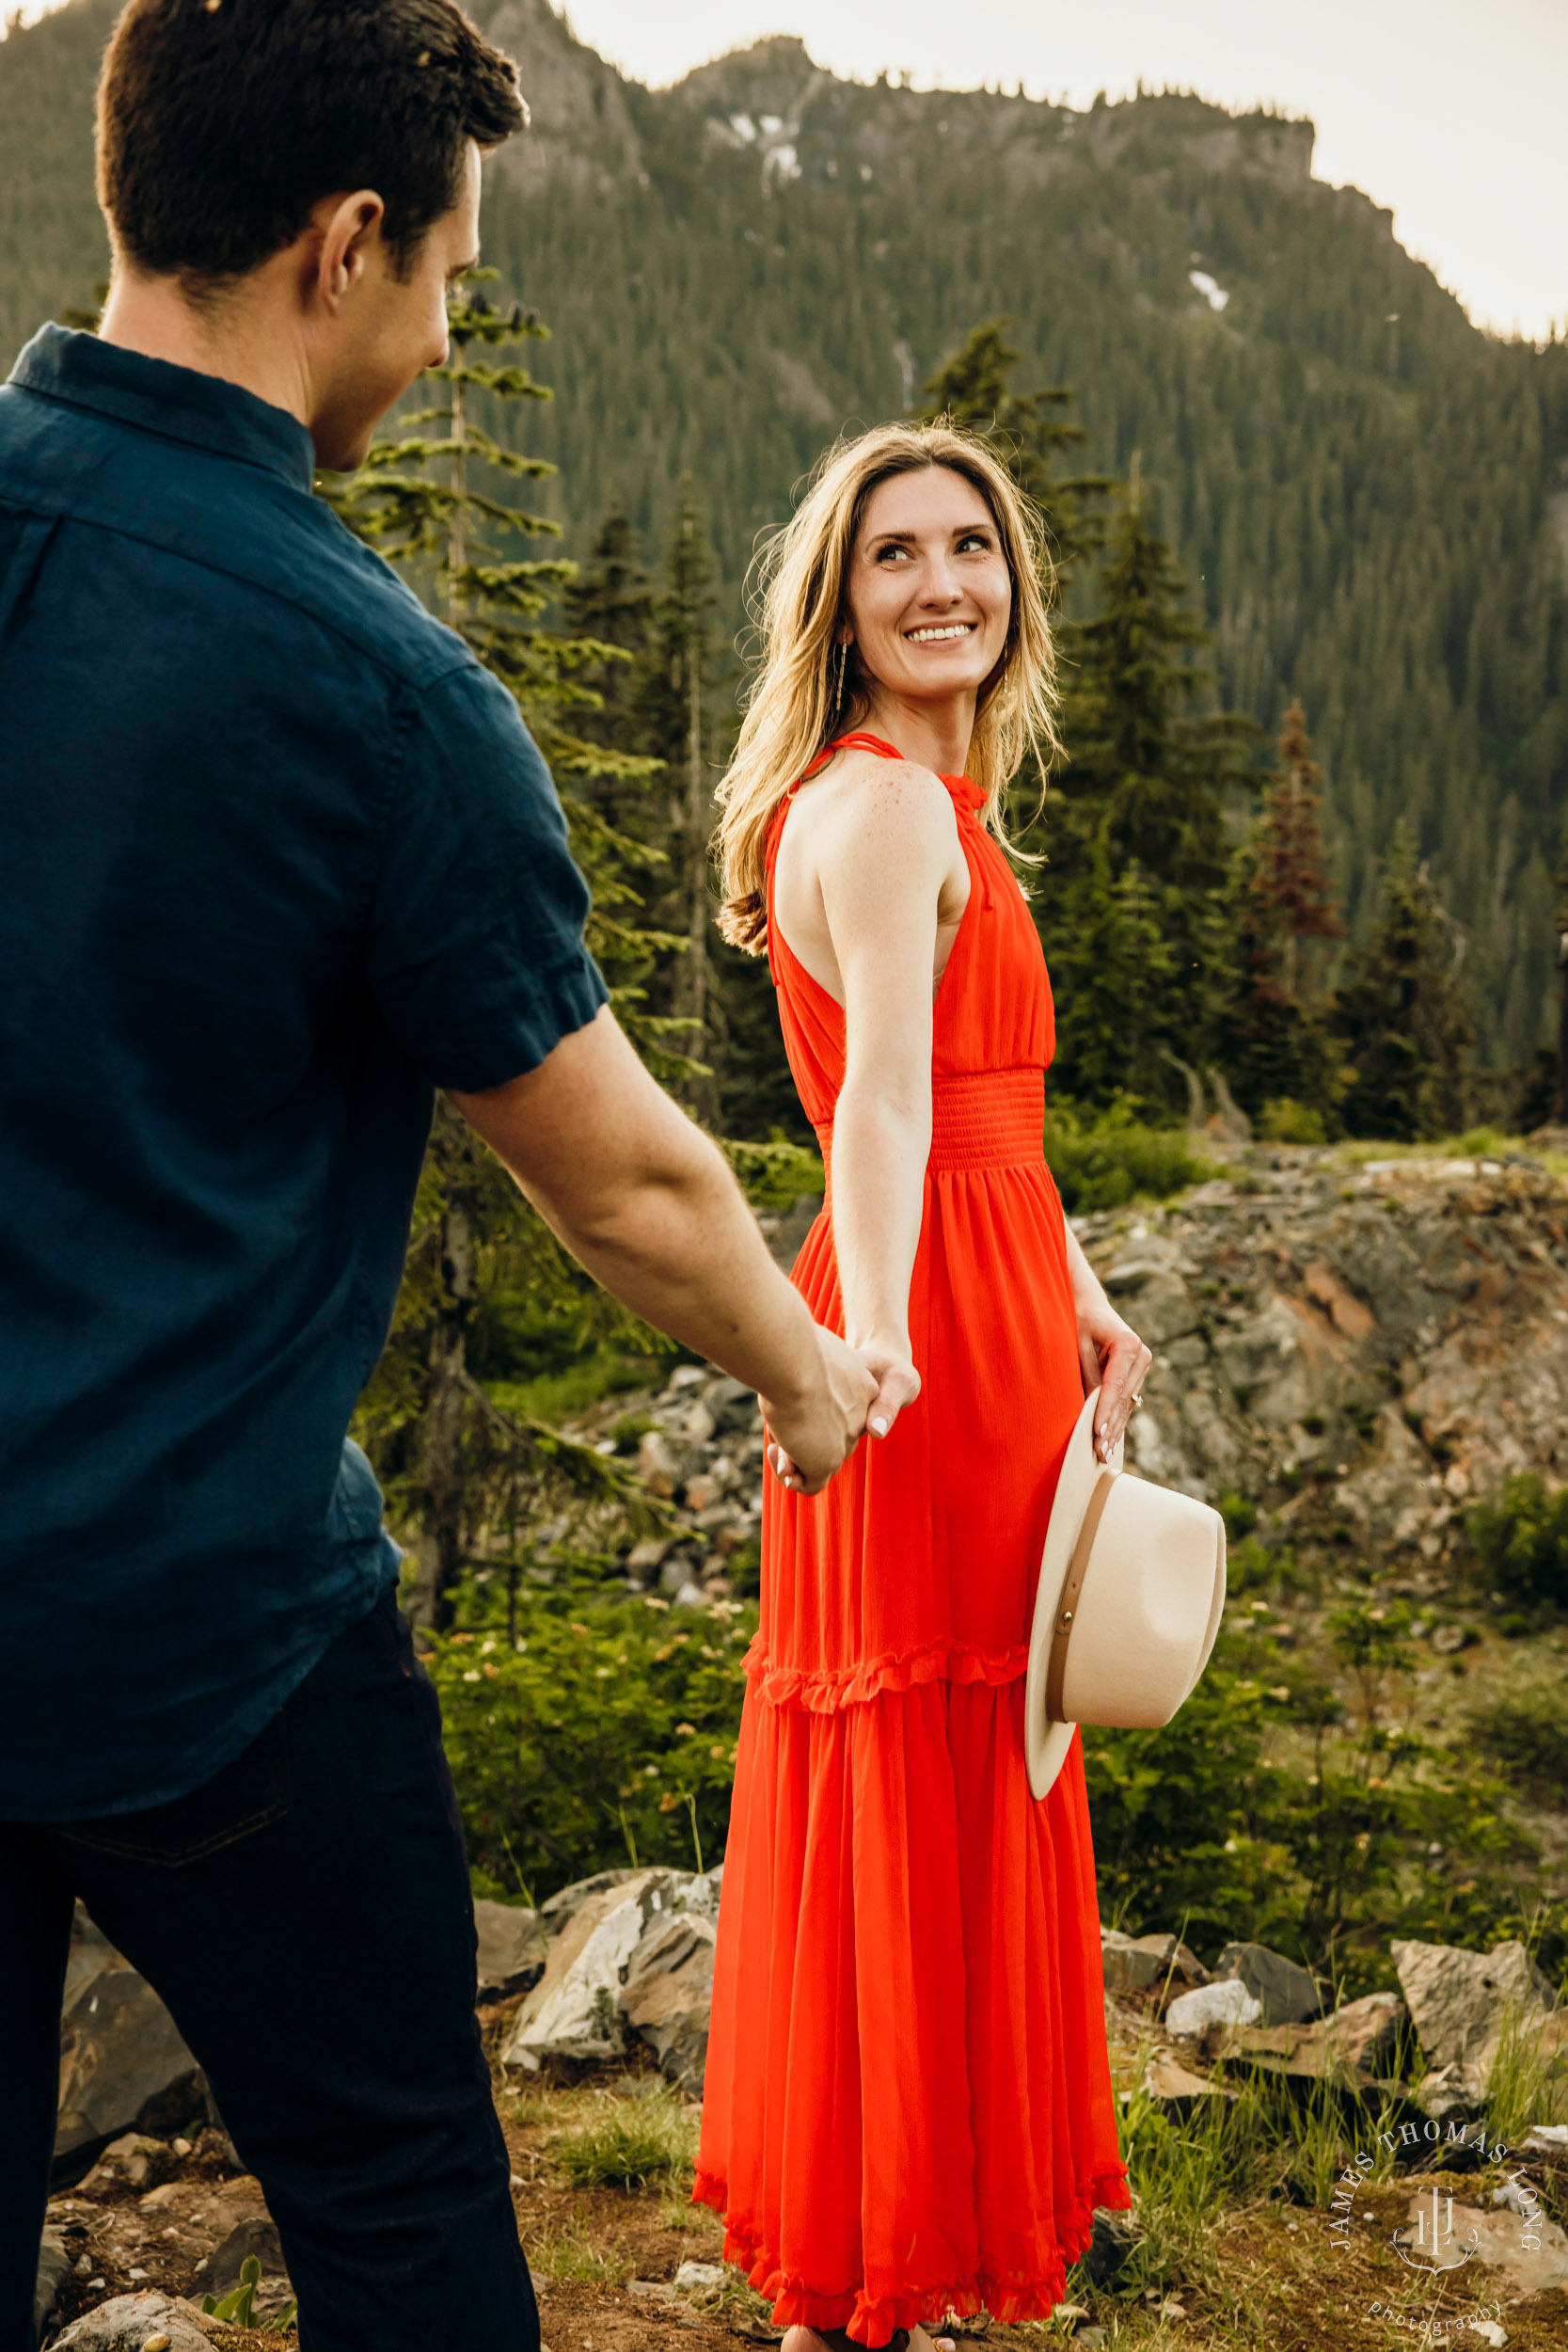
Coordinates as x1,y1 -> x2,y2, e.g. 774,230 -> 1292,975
1025,1386 -> 1120,1801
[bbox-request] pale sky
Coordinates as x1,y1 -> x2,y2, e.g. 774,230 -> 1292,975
562,0 -> 1568,343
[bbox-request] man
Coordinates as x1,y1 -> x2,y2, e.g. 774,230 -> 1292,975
0,4 -> 879,2346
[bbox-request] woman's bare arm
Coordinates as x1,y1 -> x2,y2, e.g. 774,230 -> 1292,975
813,762 -> 965,1437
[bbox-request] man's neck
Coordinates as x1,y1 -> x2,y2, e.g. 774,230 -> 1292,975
98,268 -> 314,430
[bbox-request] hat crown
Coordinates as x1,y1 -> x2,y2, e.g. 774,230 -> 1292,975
1060,1474 -> 1222,1727
1025,1389 -> 1227,1797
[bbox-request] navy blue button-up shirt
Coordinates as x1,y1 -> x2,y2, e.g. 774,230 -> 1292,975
0,326 -> 607,1818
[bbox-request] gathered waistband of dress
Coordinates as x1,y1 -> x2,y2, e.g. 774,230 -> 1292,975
815,1066 -> 1046,1177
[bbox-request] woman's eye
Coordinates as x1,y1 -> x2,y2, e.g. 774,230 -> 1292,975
876,544 -> 911,563
958,533 -> 991,553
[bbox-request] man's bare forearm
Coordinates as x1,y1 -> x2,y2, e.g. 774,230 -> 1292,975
523,1138 -> 822,1408
449,1009 -> 819,1409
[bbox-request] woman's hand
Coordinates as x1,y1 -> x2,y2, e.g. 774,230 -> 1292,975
1075,1295 -> 1151,1463
766,1327 -> 921,1492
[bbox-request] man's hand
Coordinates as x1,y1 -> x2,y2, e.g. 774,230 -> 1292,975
762,1327 -> 879,1496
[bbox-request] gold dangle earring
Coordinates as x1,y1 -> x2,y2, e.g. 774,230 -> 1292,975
833,637 -> 849,715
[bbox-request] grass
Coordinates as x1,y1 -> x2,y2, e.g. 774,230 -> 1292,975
1484,1992 -> 1568,2145
529,2211 -> 628,2285
551,2085 -> 698,2189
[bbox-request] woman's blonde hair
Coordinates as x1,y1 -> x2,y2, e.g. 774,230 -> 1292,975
714,421 -> 1061,951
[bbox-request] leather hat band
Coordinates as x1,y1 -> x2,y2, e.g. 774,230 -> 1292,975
1044,1469 -> 1115,1724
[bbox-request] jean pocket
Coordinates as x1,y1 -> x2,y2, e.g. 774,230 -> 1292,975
56,1711 -> 291,1867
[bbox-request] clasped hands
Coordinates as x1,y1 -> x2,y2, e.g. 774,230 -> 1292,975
761,1327 -> 918,1496
762,1292 -> 1152,1497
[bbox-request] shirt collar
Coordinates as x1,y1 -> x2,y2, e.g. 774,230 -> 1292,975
8,324 -> 317,494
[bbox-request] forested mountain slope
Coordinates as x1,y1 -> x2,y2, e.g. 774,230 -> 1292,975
3,0 -> 1566,1064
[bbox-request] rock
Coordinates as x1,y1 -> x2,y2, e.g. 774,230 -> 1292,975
538,1869 -> 638,1936
620,1914 -> 716,2091
1166,1979 -> 1262,2037
1100,1930 -> 1207,1999
1101,1256 -> 1200,1347
673,1581 -> 705,1609
473,1898 -> 546,1998
53,2294 -> 212,2352
1216,1992 -> 1405,2084
55,1910 -> 203,2178
1398,2198 -> 1568,2294
79,2133 -> 168,2191
35,2226 -> 70,2338
1470,2326 -> 1508,2350
1214,1940 -> 1323,2025
1391,1937 -> 1559,2103
1076,2205 -> 1138,2286
207,2215 -> 290,2301
673,2261 -> 728,2305
1144,2051 -> 1235,2105
504,1868 -> 719,2074
1524,2123 -> 1568,2156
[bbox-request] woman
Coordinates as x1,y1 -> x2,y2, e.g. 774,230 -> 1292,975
694,424 -> 1150,2349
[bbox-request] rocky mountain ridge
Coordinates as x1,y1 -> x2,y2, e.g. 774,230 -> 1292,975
560,1146 -> 1568,1602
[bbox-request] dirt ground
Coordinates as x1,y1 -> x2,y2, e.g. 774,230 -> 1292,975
42,2048 -> 1568,2352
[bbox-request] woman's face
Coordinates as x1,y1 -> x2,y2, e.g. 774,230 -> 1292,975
843,465 -> 1012,712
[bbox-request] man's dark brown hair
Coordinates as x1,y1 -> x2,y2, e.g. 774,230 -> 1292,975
97,0 -> 527,288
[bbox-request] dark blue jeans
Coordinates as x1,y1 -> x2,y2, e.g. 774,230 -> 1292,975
0,1592 -> 539,2352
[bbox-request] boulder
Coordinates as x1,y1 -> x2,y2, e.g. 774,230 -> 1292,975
35,2227 -> 70,2340
1166,1979 -> 1261,2037
55,1910 -> 203,2179
53,2293 -> 214,2352
1392,1936 -> 1559,2104
620,1914 -> 717,2090
207,2215 -> 292,2310
537,1869 -> 639,1936
78,2133 -> 170,2192
1214,1940 -> 1323,2025
503,1868 -> 722,2077
1100,1929 -> 1207,2000
1143,2051 -> 1235,2106
473,1898 -> 546,1998
1214,1993 -> 1406,2084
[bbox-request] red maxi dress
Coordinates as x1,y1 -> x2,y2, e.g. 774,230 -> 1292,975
695,734 -> 1130,2341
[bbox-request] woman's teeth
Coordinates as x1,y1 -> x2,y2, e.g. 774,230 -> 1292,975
907,623 -> 975,643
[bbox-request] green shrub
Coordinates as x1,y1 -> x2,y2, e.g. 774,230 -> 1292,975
1257,1098 -> 1327,1145
425,1579 -> 753,1899
1043,1098 -> 1217,1214
1464,1666 -> 1568,1804
1466,1474 -> 1568,1623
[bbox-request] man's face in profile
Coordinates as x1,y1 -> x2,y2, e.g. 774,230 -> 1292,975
311,139 -> 483,471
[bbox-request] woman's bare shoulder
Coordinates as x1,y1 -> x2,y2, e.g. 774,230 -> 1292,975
816,748 -> 957,843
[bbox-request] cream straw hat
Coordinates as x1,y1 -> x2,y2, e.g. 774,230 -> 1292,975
1025,1388 -> 1227,1800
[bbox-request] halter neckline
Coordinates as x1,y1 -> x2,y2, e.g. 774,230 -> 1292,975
813,731 -> 986,812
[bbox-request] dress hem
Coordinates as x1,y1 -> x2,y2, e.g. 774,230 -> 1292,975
691,2162 -> 1133,2344
743,1636 -> 1032,1713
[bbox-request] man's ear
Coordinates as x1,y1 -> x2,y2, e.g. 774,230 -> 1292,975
313,189 -> 387,313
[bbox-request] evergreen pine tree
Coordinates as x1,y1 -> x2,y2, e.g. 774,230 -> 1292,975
561,505 -> 657,765
627,485 -> 728,1118
1334,827 -> 1475,1140
325,276 -> 672,1625
1040,469 -> 1254,1104
1225,701 -> 1347,1123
